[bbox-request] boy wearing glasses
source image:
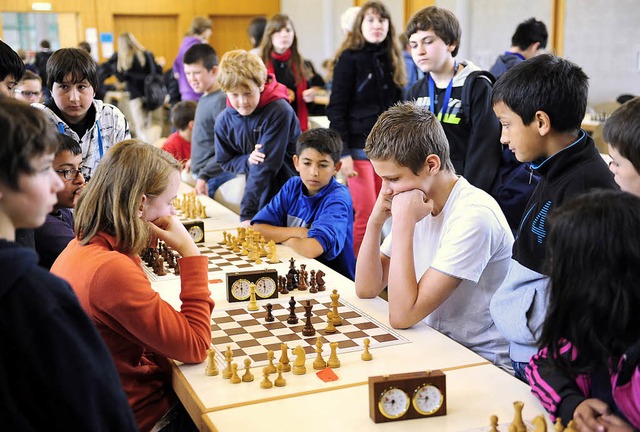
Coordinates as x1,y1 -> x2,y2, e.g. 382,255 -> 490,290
34,134 -> 88,269
14,70 -> 43,104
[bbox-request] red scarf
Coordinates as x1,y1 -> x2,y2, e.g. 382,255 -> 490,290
268,49 -> 309,131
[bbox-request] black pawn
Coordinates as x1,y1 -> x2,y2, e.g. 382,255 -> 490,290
279,275 -> 289,295
287,296 -> 298,324
265,303 -> 275,322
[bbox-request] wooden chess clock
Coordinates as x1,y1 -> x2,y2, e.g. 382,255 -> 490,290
226,269 -> 278,302
183,220 -> 205,243
369,370 -> 446,423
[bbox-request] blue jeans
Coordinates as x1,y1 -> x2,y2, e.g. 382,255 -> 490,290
206,172 -> 236,199
512,360 -> 530,384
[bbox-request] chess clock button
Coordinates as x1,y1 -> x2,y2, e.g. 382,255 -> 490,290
378,387 -> 410,419
412,384 -> 444,415
255,276 -> 276,298
231,278 -> 251,300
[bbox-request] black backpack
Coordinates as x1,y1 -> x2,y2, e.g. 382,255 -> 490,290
142,51 -> 167,111
461,70 -> 540,231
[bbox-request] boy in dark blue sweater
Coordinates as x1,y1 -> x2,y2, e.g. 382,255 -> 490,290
252,128 -> 355,280
0,98 -> 136,431
214,50 -> 300,224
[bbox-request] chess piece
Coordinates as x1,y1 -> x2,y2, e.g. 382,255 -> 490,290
554,418 -> 564,432
274,363 -> 286,387
292,345 -> 307,375
260,367 -> 273,389
361,338 -> 373,361
489,415 -> 499,432
223,346 -> 233,379
511,401 -> 526,432
279,343 -> 291,372
205,348 -> 219,376
532,414 -> 547,432
265,350 -> 277,374
247,283 -> 259,311
254,250 -> 262,265
330,289 -> 342,326
564,421 -> 577,432
313,338 -> 326,370
288,258 -> 299,289
285,273 -> 294,291
267,240 -> 279,263
287,296 -> 298,324
155,256 -> 167,276
279,275 -> 289,295
265,303 -> 274,322
298,264 -> 308,290
325,311 -> 337,334
316,270 -> 326,291
241,241 -> 249,256
302,300 -> 316,337
309,270 -> 317,293
222,231 -> 228,245
230,363 -> 241,384
327,342 -> 340,368
241,358 -> 254,382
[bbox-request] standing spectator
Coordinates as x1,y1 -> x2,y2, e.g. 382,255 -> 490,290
260,14 -> 325,131
247,16 -> 267,55
326,1 -> 405,256
489,18 -> 548,79
115,32 -> 162,144
35,39 -> 53,99
173,16 -> 212,102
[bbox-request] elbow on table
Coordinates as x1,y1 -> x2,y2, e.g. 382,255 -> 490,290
389,314 -> 415,330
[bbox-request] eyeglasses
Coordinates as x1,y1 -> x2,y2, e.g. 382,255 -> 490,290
14,90 -> 42,98
55,166 -> 91,181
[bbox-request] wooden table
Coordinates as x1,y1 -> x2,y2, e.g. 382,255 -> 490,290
176,182 -> 241,232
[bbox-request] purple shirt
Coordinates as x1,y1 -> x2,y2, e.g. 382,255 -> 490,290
172,36 -> 204,101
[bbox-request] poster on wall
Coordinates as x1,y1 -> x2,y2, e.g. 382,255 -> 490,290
85,28 -> 98,61
100,32 -> 114,59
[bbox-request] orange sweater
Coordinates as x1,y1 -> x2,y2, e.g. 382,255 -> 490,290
51,233 -> 214,432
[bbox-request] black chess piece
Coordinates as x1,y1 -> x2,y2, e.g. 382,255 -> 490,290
309,270 -> 317,293
302,300 -> 315,337
287,296 -> 298,324
316,270 -> 326,291
279,275 -> 289,294
286,273 -> 294,291
265,303 -> 275,322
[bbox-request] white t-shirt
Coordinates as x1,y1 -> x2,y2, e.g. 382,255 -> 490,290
381,177 -> 513,368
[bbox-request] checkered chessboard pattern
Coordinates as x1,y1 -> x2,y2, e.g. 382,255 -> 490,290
209,295 -> 409,368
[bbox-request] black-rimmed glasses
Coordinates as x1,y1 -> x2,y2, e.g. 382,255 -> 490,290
55,166 -> 91,181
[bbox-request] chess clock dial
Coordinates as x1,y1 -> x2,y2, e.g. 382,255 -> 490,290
378,387 -> 410,419
183,220 -> 205,243
412,384 -> 444,415
230,278 -> 251,301
255,276 -> 276,298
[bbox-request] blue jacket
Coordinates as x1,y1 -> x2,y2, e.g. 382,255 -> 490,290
215,82 -> 300,221
0,240 -> 136,431
490,132 -> 618,363
252,176 -> 355,280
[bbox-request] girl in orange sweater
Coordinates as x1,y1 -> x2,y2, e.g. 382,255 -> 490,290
52,139 -> 214,432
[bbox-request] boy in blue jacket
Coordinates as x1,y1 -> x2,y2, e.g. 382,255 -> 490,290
252,128 -> 355,280
214,50 -> 300,224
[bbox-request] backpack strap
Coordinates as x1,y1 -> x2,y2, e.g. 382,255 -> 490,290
461,70 -> 495,124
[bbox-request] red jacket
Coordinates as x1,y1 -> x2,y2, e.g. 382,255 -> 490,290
52,233 -> 214,432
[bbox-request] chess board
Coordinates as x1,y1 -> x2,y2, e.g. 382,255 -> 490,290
464,421 -> 535,431
142,242 -> 280,282
209,294 -> 410,368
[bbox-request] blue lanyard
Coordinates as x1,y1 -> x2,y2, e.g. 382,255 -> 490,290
57,120 -> 103,158
428,61 -> 457,121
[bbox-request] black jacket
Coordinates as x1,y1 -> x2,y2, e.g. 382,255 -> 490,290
327,42 -> 403,155
0,240 -> 137,431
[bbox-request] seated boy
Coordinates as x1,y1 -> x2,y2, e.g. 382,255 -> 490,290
34,134 -> 87,269
252,128 -> 355,280
0,98 -> 136,430
184,43 -> 236,198
489,54 -> 618,382
604,96 -> 640,196
161,100 -> 197,168
0,39 -> 24,98
356,102 -> 512,369
214,50 -> 300,224
33,48 -> 130,173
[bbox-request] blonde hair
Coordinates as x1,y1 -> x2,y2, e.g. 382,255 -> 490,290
217,50 -> 267,92
116,32 -> 147,72
74,139 -> 181,255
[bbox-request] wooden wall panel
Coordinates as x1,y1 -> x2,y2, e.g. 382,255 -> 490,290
113,15 -> 178,71
210,15 -> 255,57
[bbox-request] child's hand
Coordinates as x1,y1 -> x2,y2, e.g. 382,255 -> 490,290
391,189 -> 434,225
339,156 -> 358,177
195,178 -> 208,196
368,186 -> 393,227
240,219 -> 252,228
573,398 -> 622,432
302,87 -> 317,103
148,215 -> 200,257
184,159 -> 191,172
249,144 -> 265,165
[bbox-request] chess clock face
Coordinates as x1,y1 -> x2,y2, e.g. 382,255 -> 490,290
230,278 -> 251,301
369,370 -> 446,423
226,269 -> 278,303
255,276 -> 276,299
183,220 -> 205,243
378,387 -> 410,419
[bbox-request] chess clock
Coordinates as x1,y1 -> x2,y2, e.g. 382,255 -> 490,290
226,269 -> 278,302
369,370 -> 446,423
183,220 -> 205,243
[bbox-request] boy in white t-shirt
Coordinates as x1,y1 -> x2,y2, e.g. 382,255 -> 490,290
356,102 -> 512,369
